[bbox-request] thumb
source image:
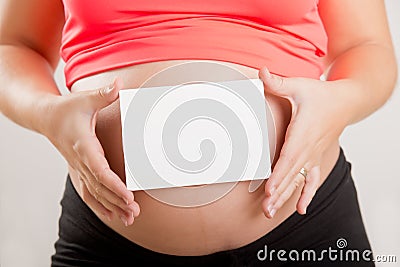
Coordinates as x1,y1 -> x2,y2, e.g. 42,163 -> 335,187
258,67 -> 292,98
89,77 -> 123,110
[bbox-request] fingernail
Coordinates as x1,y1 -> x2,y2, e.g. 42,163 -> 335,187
124,195 -> 132,205
104,82 -> 115,94
126,199 -> 133,206
267,204 -> 273,215
106,85 -> 114,94
262,67 -> 271,78
268,186 -> 276,196
270,208 -> 276,218
267,204 -> 276,217
120,216 -> 128,227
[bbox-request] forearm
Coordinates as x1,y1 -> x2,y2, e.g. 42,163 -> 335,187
325,42 -> 397,126
0,44 -> 61,134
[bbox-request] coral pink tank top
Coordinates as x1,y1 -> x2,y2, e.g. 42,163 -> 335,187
60,0 -> 327,89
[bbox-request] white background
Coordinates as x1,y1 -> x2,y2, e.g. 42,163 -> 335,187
1,1 -> 399,266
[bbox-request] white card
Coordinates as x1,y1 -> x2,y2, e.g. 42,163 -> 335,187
119,78 -> 271,191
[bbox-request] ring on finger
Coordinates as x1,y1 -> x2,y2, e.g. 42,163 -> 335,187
299,167 -> 308,179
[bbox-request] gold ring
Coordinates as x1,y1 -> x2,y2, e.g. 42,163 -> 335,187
299,167 -> 308,179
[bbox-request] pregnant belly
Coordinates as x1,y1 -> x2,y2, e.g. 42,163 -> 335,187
68,59 -> 337,256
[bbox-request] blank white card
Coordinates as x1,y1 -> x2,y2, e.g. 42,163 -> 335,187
119,78 -> 271,191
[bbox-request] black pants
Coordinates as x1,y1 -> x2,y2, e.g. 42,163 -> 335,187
51,148 -> 374,266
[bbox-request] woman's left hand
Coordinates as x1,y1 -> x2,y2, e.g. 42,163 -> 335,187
258,67 -> 351,218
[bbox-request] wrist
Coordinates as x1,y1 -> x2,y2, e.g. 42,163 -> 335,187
326,78 -> 366,127
33,93 -> 62,136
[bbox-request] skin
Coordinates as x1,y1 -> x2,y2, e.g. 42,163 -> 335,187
0,0 -> 397,256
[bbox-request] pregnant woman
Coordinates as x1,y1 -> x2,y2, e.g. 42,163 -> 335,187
0,0 -> 397,266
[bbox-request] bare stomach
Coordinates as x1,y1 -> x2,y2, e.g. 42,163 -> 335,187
68,59 -> 340,256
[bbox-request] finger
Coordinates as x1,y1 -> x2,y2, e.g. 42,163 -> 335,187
78,174 -> 112,221
258,67 -> 296,100
80,162 -> 139,216
264,123 -> 311,197
73,136 -> 135,205
271,173 -> 305,213
84,177 -> 135,226
69,142 -> 140,220
80,156 -> 140,217
262,165 -> 306,219
87,77 -> 123,110
263,130 -> 313,217
297,165 -> 321,214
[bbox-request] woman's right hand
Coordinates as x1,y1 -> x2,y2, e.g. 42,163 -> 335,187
42,78 -> 140,226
